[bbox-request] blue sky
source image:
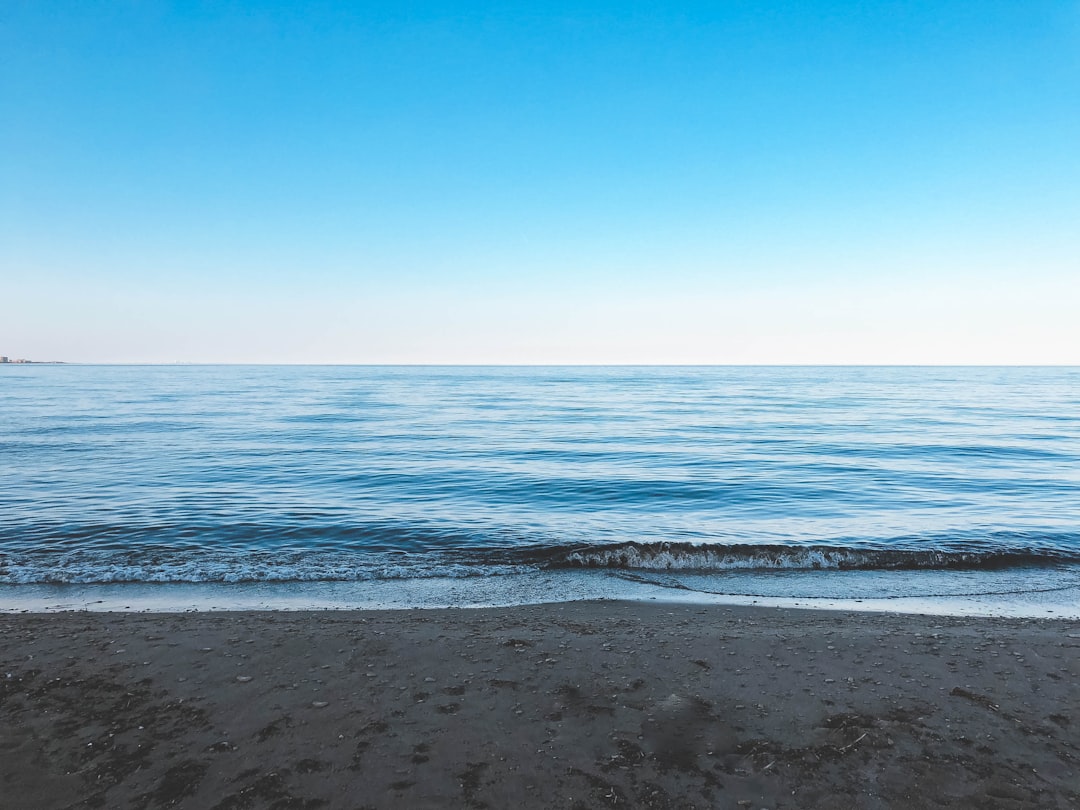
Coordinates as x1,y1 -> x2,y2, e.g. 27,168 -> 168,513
3,1 -> 1078,363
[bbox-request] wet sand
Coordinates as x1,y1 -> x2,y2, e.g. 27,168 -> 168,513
1,602 -> 1078,809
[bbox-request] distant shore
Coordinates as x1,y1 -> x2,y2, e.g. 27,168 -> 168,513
2,601 -> 1077,809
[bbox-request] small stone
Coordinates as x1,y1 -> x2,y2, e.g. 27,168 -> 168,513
312,701 -> 329,709
236,676 -> 253,683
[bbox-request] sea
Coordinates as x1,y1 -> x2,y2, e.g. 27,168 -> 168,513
2,365 -> 1079,616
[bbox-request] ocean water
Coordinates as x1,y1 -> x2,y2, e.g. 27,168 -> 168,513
2,365 -> 1079,614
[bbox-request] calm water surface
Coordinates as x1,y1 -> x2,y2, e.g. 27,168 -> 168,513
2,366 -> 1079,605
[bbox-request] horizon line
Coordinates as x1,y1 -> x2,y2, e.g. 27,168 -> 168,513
7,362 -> 1079,369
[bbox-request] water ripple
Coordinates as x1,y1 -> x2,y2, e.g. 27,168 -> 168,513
1,365 -> 1078,584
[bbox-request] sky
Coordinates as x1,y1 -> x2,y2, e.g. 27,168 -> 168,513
2,1 -> 1079,364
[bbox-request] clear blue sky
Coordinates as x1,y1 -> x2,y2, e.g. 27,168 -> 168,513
3,1 -> 1078,363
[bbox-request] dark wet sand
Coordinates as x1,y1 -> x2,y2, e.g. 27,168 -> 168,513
1,602 -> 1078,809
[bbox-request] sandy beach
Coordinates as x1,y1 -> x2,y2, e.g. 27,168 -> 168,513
2,601 -> 1077,809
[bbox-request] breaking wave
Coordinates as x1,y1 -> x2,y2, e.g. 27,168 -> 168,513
3,537 -> 1078,584
548,541 -> 1079,572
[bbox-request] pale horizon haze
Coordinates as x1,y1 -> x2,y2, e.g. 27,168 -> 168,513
3,2 -> 1079,364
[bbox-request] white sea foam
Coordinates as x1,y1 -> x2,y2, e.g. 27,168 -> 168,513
564,545 -> 865,570
0,554 -> 526,585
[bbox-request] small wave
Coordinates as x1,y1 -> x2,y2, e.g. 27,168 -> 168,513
2,537 -> 1078,585
547,541 -> 1079,572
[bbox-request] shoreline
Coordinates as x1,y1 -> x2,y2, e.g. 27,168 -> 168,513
4,566 -> 1080,618
2,601 -> 1077,808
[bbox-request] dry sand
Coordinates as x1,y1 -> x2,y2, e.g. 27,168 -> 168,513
1,601 -> 1077,809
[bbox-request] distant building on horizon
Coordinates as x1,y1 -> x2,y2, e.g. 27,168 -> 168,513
0,356 -> 8,363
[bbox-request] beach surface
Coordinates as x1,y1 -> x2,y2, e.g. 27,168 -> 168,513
2,602 -> 1077,809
